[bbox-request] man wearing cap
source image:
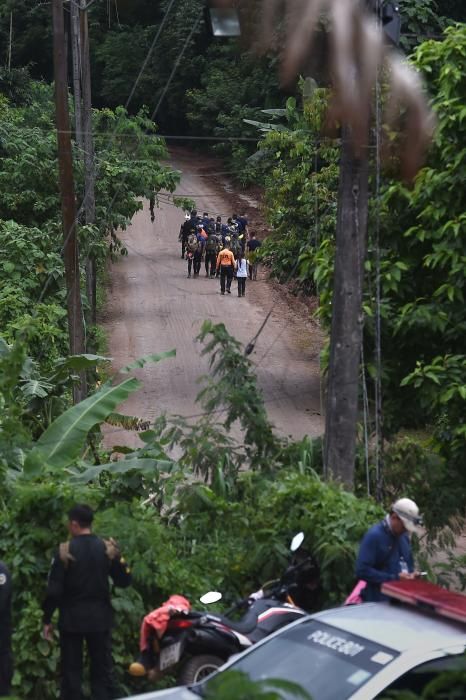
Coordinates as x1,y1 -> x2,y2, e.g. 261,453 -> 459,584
355,498 -> 423,602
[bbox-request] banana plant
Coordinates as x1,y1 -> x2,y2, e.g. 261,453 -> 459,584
0,339 -> 176,480
23,349 -> 176,477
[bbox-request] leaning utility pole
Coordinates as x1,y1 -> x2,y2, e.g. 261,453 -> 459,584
323,1 -> 401,487
52,0 -> 86,402
323,129 -> 369,487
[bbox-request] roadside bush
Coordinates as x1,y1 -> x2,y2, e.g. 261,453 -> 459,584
1,465 -> 383,699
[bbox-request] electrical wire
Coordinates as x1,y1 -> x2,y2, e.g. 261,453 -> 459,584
33,384 -> 322,451
244,146 -> 325,360
374,0 -> 384,502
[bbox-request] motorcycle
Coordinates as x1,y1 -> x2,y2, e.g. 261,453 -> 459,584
129,532 -> 321,685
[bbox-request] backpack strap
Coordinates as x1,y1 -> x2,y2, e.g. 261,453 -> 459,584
103,537 -> 121,561
58,541 -> 75,568
58,537 -> 121,568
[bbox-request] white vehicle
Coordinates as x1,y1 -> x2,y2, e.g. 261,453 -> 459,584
121,580 -> 466,700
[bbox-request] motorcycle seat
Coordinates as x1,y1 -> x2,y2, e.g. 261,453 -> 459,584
210,599 -> 271,635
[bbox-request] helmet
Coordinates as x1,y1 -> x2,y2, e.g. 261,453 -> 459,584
392,498 -> 423,534
185,213 -> 190,220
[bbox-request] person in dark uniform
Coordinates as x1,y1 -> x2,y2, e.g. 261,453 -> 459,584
42,504 -> 131,700
149,193 -> 155,222
180,211 -> 197,259
0,560 -> 12,698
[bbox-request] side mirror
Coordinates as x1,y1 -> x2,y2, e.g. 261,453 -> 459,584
200,591 -> 222,605
290,532 -> 305,552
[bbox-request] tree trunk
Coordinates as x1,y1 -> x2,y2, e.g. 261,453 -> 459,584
323,127 -> 369,488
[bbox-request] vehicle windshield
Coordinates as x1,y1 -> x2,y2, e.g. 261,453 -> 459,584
197,619 -> 399,700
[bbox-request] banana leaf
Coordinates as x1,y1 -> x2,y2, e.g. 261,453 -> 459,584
28,378 -> 141,470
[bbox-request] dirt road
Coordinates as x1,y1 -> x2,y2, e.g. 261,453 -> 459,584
101,150 -> 324,449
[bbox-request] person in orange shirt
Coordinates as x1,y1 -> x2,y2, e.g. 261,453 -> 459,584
216,241 -> 235,295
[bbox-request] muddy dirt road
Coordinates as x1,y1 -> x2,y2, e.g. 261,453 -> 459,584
101,150 -> 324,449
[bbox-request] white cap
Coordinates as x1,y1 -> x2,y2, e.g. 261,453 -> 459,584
392,498 -> 423,534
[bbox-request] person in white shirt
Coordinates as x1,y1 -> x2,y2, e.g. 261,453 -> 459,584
236,252 -> 248,297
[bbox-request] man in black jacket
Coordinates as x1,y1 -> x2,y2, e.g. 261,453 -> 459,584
0,560 -> 12,697
180,211 -> 197,259
42,504 -> 131,700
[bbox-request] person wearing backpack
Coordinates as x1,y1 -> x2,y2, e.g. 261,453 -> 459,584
230,233 -> 241,258
193,225 -> 206,278
236,211 -> 249,239
186,230 -> 199,278
181,212 -> 196,259
42,504 -> 131,700
204,231 -> 218,277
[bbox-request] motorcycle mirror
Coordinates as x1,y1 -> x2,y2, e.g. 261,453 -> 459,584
290,532 -> 305,552
200,591 -> 222,605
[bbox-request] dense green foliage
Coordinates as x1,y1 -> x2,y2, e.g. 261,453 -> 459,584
0,79 -> 179,374
369,26 -> 466,499
246,25 -> 466,517
0,323 -> 385,699
0,4 -> 465,699
249,89 -> 339,295
1,0 -> 463,155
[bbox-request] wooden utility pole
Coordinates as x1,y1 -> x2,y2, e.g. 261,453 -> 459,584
52,0 -> 86,402
80,0 -> 97,325
70,0 -> 83,150
323,3 -> 401,487
323,128 -> 369,487
70,0 -> 97,327
7,12 -> 13,70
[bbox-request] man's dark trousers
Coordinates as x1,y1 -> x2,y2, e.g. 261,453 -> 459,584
60,630 -> 112,700
0,652 -> 13,697
220,265 -> 233,293
193,251 -> 202,276
205,252 -> 216,276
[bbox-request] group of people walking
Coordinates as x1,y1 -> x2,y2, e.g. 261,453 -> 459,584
178,210 -> 261,297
